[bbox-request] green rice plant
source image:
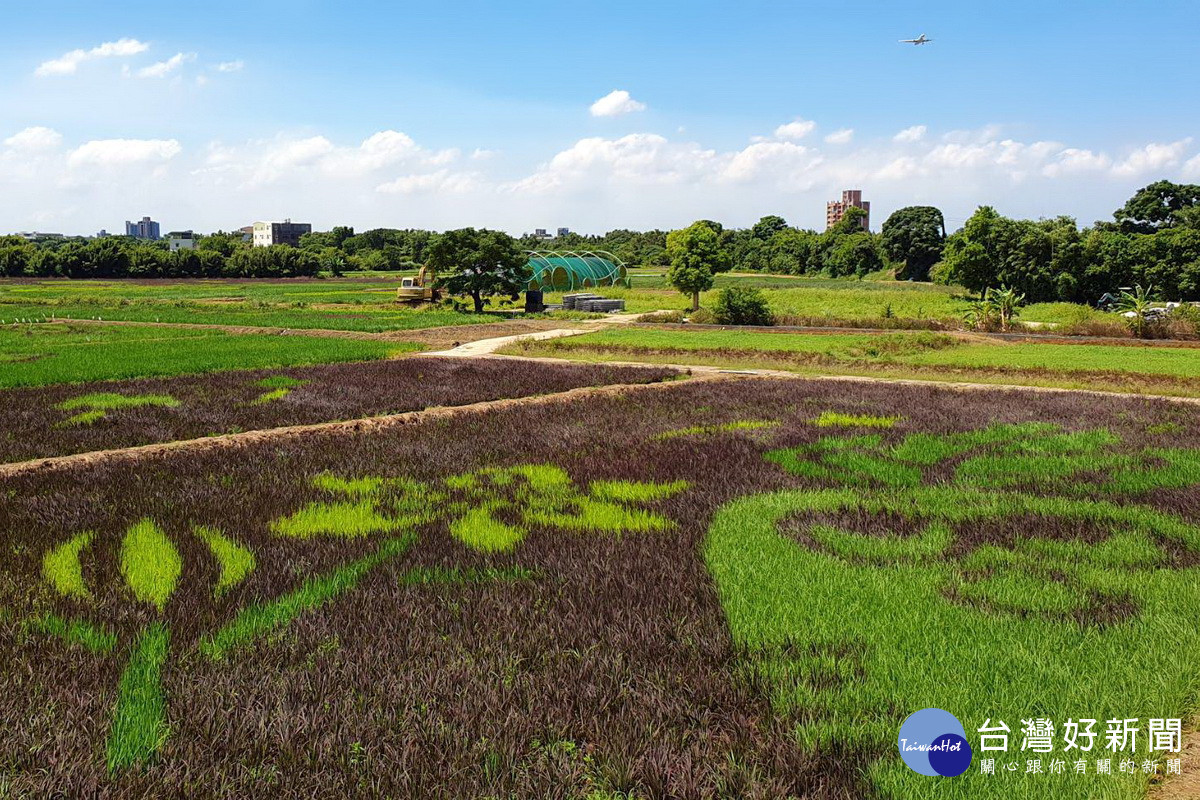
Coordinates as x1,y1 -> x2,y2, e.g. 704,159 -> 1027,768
708,418 -> 1200,799
311,473 -> 386,497
653,420 -> 778,440
270,499 -> 406,539
119,519 -> 182,611
42,530 -> 93,599
450,506 -> 526,552
106,623 -> 170,773
55,392 -> 179,425
813,411 -> 902,428
256,375 -> 308,389
31,614 -> 116,653
194,526 -> 256,597
252,387 -> 291,404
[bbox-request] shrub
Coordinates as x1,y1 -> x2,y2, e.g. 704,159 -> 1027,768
687,308 -> 716,325
712,286 -> 775,326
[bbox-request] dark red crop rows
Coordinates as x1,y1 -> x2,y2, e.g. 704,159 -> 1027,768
0,357 -> 678,464
1,377 -> 1197,798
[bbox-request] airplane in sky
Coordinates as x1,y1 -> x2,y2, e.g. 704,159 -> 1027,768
900,34 -> 932,45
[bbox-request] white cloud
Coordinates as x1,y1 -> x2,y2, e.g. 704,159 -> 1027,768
36,38 -> 149,76
376,169 -> 484,195
589,90 -> 646,117
68,138 -> 182,167
1184,153 -> 1200,180
1111,139 -> 1192,177
774,119 -> 816,140
824,128 -> 854,145
893,125 -> 927,143
136,52 -> 196,79
4,127 -> 63,151
6,122 -> 1200,237
215,60 -> 244,73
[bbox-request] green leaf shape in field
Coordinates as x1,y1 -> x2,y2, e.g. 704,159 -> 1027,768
443,464 -> 688,551
43,531 -> 94,600
106,622 -> 170,772
56,392 -> 179,425
119,519 -> 182,611
769,421 -> 1200,495
195,526 -> 255,597
299,464 -> 687,553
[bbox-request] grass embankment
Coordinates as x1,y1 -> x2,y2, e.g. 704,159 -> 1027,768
0,323 -> 412,388
505,328 -> 1200,397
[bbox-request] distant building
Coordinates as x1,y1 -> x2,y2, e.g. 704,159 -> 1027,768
556,227 -> 571,237
125,216 -> 161,240
16,231 -> 64,240
252,220 -> 312,248
166,231 -> 197,252
825,190 -> 870,231
95,229 -> 110,238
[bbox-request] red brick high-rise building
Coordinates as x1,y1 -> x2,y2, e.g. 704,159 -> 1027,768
826,189 -> 870,231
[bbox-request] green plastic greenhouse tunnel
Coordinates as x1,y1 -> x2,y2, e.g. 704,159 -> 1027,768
525,251 -> 630,292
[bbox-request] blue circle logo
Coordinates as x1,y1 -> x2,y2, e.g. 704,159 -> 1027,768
898,708 -> 973,777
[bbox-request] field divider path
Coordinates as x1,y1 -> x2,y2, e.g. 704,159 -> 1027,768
0,371 -> 722,478
436,349 -> 1200,406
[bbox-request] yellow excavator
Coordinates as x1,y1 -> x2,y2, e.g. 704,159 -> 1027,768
395,266 -> 435,304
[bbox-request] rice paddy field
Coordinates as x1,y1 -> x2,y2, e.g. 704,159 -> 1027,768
505,327 -> 1200,397
3,370 -> 1200,799
0,358 -> 678,464
0,322 -> 414,388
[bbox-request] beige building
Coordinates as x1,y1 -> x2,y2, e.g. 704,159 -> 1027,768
826,189 -> 871,231
252,220 -> 312,247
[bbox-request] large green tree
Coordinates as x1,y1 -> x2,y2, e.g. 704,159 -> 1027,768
666,222 -> 722,310
881,206 -> 946,281
427,228 -> 530,313
1113,180 -> 1200,234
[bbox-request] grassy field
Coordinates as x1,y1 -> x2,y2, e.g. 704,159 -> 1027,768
504,327 -> 1200,396
2,376 -> 1197,797
0,323 -> 413,387
1,274 -> 1122,331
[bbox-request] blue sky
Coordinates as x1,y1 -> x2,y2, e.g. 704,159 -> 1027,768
1,0 -> 1197,234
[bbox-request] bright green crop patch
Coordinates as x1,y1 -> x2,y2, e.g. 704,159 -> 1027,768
654,420 -> 779,440
270,499 -> 405,539
120,520 -> 182,611
0,323 -> 413,387
56,392 -> 180,425
195,527 -> 256,597
32,614 -> 117,653
106,622 -> 170,772
813,411 -> 902,428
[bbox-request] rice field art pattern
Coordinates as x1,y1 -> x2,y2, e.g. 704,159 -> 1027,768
705,421 -> 1200,799
32,464 -> 687,773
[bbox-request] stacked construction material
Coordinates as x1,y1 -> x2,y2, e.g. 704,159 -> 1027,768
561,293 -> 601,310
575,298 -> 626,313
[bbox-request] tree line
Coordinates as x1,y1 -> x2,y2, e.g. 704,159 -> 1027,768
2,181 -> 1197,304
